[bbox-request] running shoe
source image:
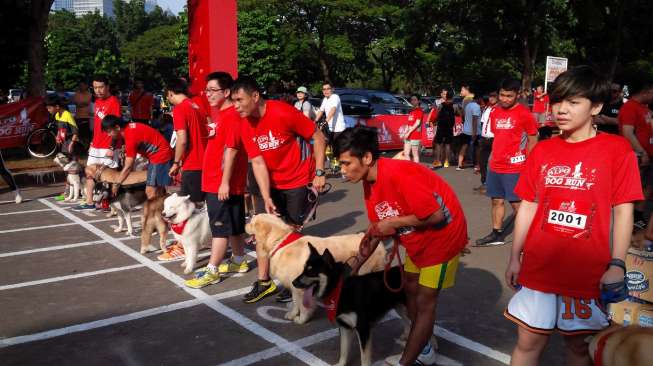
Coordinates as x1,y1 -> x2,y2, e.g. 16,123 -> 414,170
218,257 -> 249,273
432,160 -> 442,168
73,203 -> 96,210
157,242 -> 186,261
243,280 -> 277,303
474,231 -> 506,247
385,343 -> 437,365
456,166 -> 464,171
15,192 -> 23,204
443,161 -> 450,168
185,268 -> 221,289
276,288 -> 293,303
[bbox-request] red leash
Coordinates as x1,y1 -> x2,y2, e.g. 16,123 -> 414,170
353,224 -> 404,293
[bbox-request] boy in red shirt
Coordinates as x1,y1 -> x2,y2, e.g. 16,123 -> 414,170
334,126 -> 467,366
400,94 -> 424,162
101,115 -> 172,199
504,66 -> 643,365
231,76 -> 327,303
128,79 -> 153,123
475,79 -> 538,247
532,85 -> 552,140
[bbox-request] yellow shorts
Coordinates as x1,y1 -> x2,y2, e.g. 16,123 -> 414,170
404,255 -> 459,289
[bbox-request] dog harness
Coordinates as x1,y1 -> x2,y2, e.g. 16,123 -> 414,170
170,220 -> 188,235
269,232 -> 303,258
593,327 -> 621,366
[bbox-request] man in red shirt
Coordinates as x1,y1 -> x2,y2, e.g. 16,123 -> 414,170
231,76 -> 327,303
334,126 -> 468,366
100,115 -> 172,199
618,76 -> 653,228
75,74 -> 123,210
185,72 -> 274,289
400,94 -> 424,162
475,78 -> 538,247
532,84 -> 550,139
504,66 -> 642,366
128,79 -> 153,124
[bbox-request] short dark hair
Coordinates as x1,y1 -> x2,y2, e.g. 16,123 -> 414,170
333,126 -> 380,161
461,84 -> 474,94
488,91 -> 498,97
410,94 -> 420,101
625,72 -> 653,96
45,96 -> 62,107
101,115 -> 124,132
499,78 -> 521,93
231,76 -> 260,95
206,71 -> 234,90
441,88 -> 453,100
165,78 -> 189,95
323,81 -> 332,87
92,74 -> 109,85
549,65 -> 610,105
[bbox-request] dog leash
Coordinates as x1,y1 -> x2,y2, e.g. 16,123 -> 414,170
351,224 -> 405,293
298,182 -> 332,231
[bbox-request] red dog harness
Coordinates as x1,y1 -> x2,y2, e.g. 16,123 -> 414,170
323,277 -> 344,323
170,220 -> 188,235
593,327 -> 620,366
269,232 -> 303,258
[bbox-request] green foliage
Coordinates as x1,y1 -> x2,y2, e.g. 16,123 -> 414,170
122,24 -> 180,88
237,9 -> 284,89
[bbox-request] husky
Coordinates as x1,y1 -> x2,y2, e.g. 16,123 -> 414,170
53,153 -> 83,201
162,193 -> 212,273
92,181 -> 146,237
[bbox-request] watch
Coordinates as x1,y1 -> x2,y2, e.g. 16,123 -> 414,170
315,169 -> 325,177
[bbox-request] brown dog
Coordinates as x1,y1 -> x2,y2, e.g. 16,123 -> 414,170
589,324 -> 653,366
140,194 -> 169,254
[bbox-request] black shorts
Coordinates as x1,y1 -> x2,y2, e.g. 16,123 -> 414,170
454,133 -> 472,146
434,126 -> 453,144
271,186 -> 310,226
180,170 -> 205,203
206,194 -> 246,238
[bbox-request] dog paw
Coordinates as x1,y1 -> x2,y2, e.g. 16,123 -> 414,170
293,316 -> 309,325
113,227 -> 123,233
284,310 -> 298,321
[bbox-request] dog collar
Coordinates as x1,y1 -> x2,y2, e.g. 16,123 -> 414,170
323,276 -> 344,323
170,220 -> 188,235
269,232 -> 303,258
593,327 -> 620,366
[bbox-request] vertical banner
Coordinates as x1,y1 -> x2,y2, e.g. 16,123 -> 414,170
544,56 -> 568,93
0,97 -> 49,149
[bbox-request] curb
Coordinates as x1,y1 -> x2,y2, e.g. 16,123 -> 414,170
12,169 -> 66,187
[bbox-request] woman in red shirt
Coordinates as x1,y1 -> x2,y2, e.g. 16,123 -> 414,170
401,95 -> 424,162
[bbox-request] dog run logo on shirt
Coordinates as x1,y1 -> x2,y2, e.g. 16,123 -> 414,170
494,117 -> 515,129
255,131 -> 283,151
543,162 -> 596,190
374,201 -> 414,235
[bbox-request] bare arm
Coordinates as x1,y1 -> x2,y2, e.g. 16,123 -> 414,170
314,110 -> 324,122
379,209 -> 446,232
116,157 -> 135,185
526,135 -> 538,152
505,199 -> 538,289
611,203 -> 633,262
251,156 -> 276,214
173,129 -> 187,163
312,129 -> 326,171
218,148 -> 237,201
622,125 -> 646,154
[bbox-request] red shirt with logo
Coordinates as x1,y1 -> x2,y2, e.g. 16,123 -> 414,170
532,92 -> 549,114
128,91 -> 153,120
173,98 -> 208,170
407,108 -> 424,140
201,105 -> 248,195
489,104 -> 538,173
241,100 -> 316,190
123,122 -> 172,164
618,99 -> 653,157
515,134 -> 643,298
364,158 -> 468,267
92,95 -> 121,149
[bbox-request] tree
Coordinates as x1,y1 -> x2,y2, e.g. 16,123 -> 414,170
237,9 -> 285,89
113,0 -> 148,46
0,1 -> 30,91
28,0 -> 55,96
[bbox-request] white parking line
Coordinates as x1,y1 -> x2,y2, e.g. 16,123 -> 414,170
435,327 -> 510,364
0,240 -> 106,258
40,198 -> 330,366
0,208 -> 53,216
0,264 -> 145,291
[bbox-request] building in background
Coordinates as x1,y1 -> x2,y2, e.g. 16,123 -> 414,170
52,0 -> 159,17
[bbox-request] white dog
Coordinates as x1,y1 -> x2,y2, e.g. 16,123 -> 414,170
162,193 -> 211,273
53,153 -> 82,201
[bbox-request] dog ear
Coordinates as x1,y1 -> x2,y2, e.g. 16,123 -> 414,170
322,248 -> 335,268
308,242 -> 319,257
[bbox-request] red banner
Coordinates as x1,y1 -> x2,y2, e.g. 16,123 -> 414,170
357,114 -> 434,150
0,97 -> 49,149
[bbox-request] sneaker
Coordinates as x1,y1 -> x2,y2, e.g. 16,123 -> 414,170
634,219 -> 647,230
432,160 -> 442,168
185,268 -> 221,289
417,343 -> 437,365
157,243 -> 186,261
243,280 -> 277,303
54,194 -> 66,201
218,258 -> 249,274
276,288 -> 293,303
474,231 -> 505,247
443,161 -> 450,168
73,203 -> 96,210
15,192 -> 23,204
456,166 -> 464,171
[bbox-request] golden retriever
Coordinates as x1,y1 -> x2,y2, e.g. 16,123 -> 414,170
589,325 -> 653,366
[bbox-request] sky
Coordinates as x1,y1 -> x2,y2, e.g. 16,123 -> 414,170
155,0 -> 185,15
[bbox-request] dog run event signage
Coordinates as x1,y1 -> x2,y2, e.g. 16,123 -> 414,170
0,97 -> 49,149
360,114 -> 435,150
544,56 -> 569,92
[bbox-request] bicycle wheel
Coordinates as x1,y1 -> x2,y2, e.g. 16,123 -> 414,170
26,128 -> 58,158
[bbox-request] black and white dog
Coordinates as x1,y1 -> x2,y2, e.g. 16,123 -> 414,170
53,153 -> 83,202
92,182 -> 147,236
293,243 -> 406,366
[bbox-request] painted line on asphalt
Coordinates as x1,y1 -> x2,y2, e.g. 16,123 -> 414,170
0,286 -> 252,348
40,198 -> 330,366
0,264 -> 144,291
0,222 -> 77,234
0,240 -> 106,258
435,326 -> 511,364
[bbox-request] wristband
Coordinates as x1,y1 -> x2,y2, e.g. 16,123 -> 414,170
607,258 -> 626,272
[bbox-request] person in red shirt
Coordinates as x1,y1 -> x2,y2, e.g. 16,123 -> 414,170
184,71 -> 274,289
334,126 -> 467,366
532,84 -> 551,139
618,76 -> 653,229
101,115 -> 172,199
504,66 -> 643,366
75,74 -> 123,211
475,78 -> 538,247
231,76 -> 327,303
400,94 -> 424,162
165,78 -> 208,204
128,79 -> 154,124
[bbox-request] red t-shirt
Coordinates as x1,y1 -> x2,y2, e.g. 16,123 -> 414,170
241,100 -> 316,190
532,92 -> 549,113
92,95 -> 122,149
618,99 -> 653,157
201,105 -> 248,195
407,108 -> 424,140
489,104 -> 538,173
128,91 -> 153,120
364,158 -> 468,267
123,122 -> 172,164
514,134 -> 643,298
172,98 -> 208,170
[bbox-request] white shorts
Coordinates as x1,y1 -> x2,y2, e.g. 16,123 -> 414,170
504,286 -> 609,335
87,147 -> 120,169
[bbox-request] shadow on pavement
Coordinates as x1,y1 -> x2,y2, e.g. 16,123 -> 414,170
303,210 -> 364,236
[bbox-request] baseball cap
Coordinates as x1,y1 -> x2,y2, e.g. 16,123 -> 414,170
296,86 -> 308,94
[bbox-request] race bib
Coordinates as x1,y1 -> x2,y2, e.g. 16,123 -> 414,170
510,154 -> 526,164
542,199 -> 594,239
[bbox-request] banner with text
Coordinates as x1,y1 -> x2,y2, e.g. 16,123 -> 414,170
0,97 -> 49,149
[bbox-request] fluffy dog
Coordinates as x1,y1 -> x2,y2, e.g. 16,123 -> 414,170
162,193 -> 211,273
589,324 -> 653,366
140,194 -> 169,254
53,153 -> 82,201
246,213 -> 386,324
92,182 -> 146,237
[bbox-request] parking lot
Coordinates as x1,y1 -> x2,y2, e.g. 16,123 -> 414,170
0,167 -> 567,365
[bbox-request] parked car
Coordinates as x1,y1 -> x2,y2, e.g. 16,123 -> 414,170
334,88 -> 411,115
393,94 -> 412,107
8,88 -> 23,103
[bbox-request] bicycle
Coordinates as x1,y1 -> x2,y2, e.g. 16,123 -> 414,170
26,119 -> 57,158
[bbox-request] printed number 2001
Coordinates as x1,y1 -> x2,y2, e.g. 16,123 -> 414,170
547,210 -> 587,229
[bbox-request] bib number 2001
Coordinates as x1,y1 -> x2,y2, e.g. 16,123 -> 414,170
547,210 -> 586,229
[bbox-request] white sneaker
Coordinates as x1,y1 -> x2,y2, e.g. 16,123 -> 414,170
417,343 -> 437,365
14,192 -> 23,204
